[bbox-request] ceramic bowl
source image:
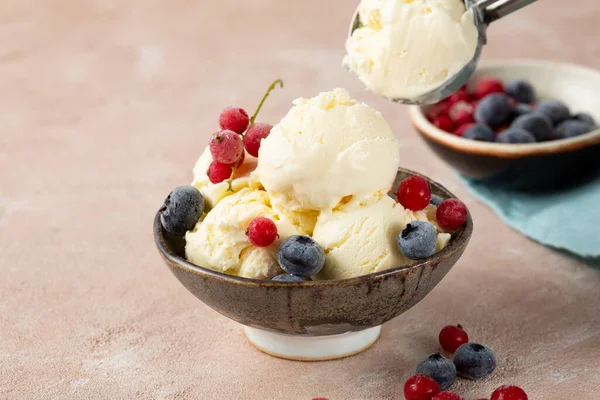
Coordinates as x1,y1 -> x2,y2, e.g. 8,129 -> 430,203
154,168 -> 472,360
409,60 -> 600,190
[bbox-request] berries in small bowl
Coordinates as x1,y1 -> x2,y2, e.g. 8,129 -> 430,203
410,60 -> 600,190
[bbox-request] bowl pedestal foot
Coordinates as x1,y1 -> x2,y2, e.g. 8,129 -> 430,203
243,325 -> 381,361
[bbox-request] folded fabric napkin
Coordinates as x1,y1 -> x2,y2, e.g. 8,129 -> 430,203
460,175 -> 600,261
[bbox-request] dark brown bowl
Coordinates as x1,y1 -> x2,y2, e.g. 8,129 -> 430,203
409,61 -> 600,190
154,168 -> 473,336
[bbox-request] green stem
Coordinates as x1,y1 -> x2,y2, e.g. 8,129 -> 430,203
249,79 -> 283,125
226,164 -> 237,192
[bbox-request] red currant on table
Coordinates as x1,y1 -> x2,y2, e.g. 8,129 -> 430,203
491,385 -> 528,400
246,217 -> 278,247
397,176 -> 431,211
219,106 -> 249,134
209,130 -> 244,164
207,161 -> 232,184
244,122 -> 273,157
432,392 -> 462,400
436,199 -> 468,231
404,374 -> 441,400
439,324 -> 469,353
474,77 -> 505,99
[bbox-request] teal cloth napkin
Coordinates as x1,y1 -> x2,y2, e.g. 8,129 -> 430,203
460,176 -> 600,262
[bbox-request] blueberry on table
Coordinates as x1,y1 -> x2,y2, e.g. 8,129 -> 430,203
277,235 -> 325,277
554,119 -> 594,139
453,343 -> 497,380
416,353 -> 457,390
397,221 -> 438,260
496,128 -> 536,144
536,99 -> 570,124
463,124 -> 495,142
506,80 -> 536,104
510,113 -> 553,141
474,93 -> 512,126
272,274 -> 307,283
160,186 -> 204,236
573,112 -> 596,127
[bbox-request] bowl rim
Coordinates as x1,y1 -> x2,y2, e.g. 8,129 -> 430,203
154,167 -> 473,288
408,59 -> 600,159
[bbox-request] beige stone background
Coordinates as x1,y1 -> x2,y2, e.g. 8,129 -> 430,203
1,0 -> 599,399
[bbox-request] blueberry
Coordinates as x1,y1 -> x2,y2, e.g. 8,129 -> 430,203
430,194 -> 444,207
453,343 -> 497,380
554,119 -> 594,139
506,80 -> 536,103
573,112 -> 596,127
272,274 -> 307,283
513,103 -> 533,118
397,221 -> 437,260
463,124 -> 495,142
536,99 -> 570,125
160,186 -> 204,236
416,353 -> 457,390
510,113 -> 553,141
496,128 -> 536,144
474,93 -> 512,126
277,235 -> 325,277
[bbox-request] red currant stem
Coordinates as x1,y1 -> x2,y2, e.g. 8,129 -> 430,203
457,324 -> 463,330
226,164 -> 237,192
249,79 -> 283,126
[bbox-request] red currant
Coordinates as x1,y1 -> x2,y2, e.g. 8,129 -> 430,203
432,392 -> 462,400
426,100 -> 451,122
228,151 -> 245,168
454,122 -> 476,137
246,217 -> 278,247
436,199 -> 468,231
449,101 -> 474,126
244,122 -> 273,157
404,374 -> 441,400
397,176 -> 431,211
207,161 -> 232,184
448,89 -> 471,104
491,385 -> 528,400
439,324 -> 469,353
433,115 -> 454,132
210,130 -> 244,164
474,77 -> 504,99
219,106 -> 249,134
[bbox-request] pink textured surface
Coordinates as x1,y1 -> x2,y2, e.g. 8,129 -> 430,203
2,1 -> 599,399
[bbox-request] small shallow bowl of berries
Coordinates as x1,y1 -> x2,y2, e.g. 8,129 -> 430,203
409,60 -> 600,190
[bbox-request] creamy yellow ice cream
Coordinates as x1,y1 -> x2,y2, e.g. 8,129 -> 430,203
313,193 -> 450,280
344,0 -> 478,100
185,188 -> 301,279
254,88 -> 400,234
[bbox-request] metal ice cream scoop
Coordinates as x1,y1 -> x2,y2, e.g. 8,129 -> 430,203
347,0 -> 538,105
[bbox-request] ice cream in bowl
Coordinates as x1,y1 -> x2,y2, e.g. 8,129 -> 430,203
153,86 -> 472,360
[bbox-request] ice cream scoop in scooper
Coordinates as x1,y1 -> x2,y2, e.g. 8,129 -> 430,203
346,0 -> 537,105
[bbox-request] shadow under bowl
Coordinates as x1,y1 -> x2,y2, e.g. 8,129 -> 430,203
409,60 -> 600,191
154,168 -> 472,337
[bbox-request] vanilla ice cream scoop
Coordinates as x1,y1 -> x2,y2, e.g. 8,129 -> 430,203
345,0 -> 536,104
254,88 -> 400,230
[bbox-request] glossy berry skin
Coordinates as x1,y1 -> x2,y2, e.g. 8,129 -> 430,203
416,353 -> 457,390
491,385 -> 528,400
454,122 -> 476,137
160,186 -> 204,236
247,216 -> 278,247
436,199 -> 468,231
432,392 -> 462,400
439,324 -> 469,353
554,119 -> 594,139
449,101 -> 474,126
219,106 -> 249,134
209,130 -> 244,164
448,89 -> 470,104
510,114 -> 553,141
398,221 -> 438,260
397,176 -> 431,211
496,128 -> 536,144
426,101 -> 451,121
474,77 -> 504,99
207,161 -> 232,184
272,274 -> 307,283
433,115 -> 455,132
536,99 -> 570,125
505,80 -> 536,104
453,343 -> 497,380
277,235 -> 325,277
474,94 -> 512,126
463,124 -> 495,142
404,374 -> 441,400
244,122 -> 273,157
